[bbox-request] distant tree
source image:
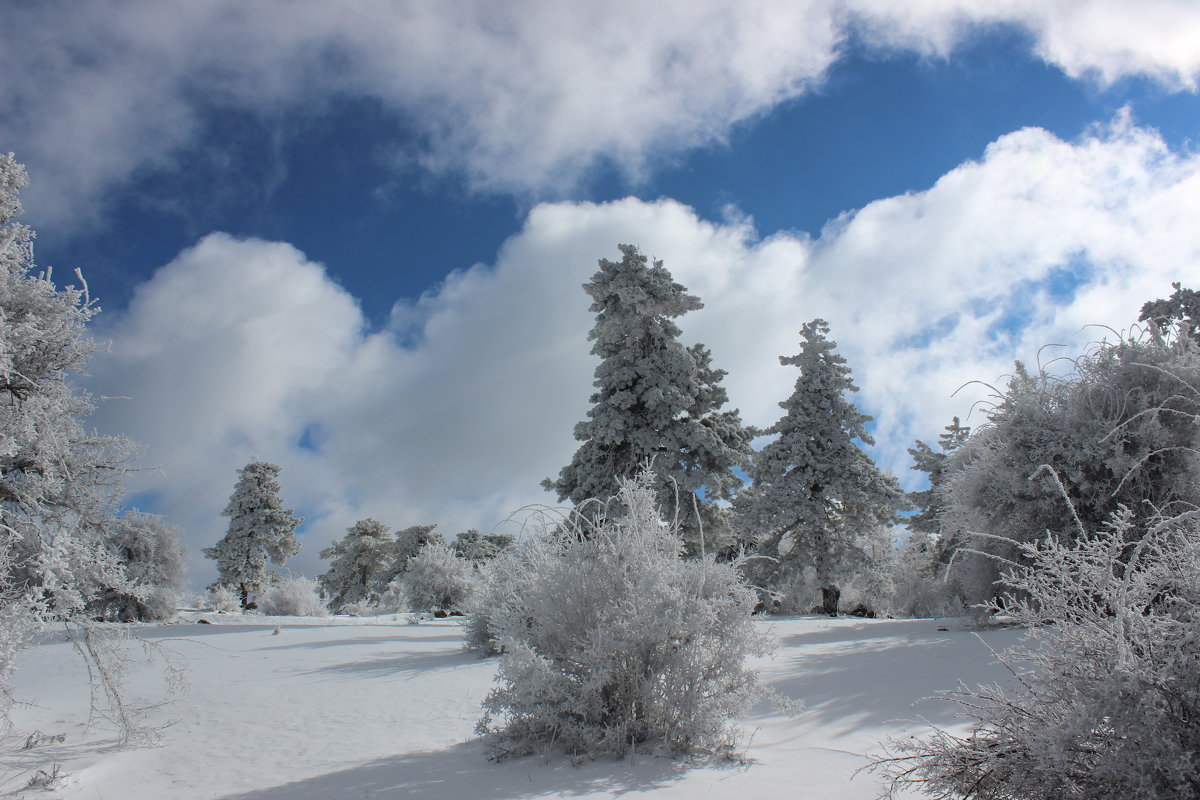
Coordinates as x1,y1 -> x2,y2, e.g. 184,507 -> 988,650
1140,281 -> 1200,343
88,512 -> 187,622
402,541 -> 476,614
737,319 -> 905,613
544,244 -> 751,553
906,417 -> 970,536
204,461 -> 302,609
319,518 -> 395,610
452,530 -> 515,565
389,523 -> 443,580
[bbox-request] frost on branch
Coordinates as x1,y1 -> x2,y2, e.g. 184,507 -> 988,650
476,471 -> 772,760
875,507 -> 1200,800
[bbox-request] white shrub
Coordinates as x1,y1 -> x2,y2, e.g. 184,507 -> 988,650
476,473 -> 773,760
403,542 -> 476,613
877,507 -> 1200,799
203,585 -> 241,613
258,577 -> 328,617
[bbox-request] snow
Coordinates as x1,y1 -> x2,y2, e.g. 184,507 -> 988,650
8,614 -> 1024,799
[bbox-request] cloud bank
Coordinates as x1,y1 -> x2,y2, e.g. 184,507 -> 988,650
5,0 -> 1200,228
86,118 -> 1200,585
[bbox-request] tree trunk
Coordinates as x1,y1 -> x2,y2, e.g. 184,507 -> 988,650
820,584 -> 841,616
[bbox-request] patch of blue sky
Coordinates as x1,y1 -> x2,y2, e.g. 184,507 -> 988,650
296,423 -> 324,453
894,313 -> 962,351
122,489 -> 164,515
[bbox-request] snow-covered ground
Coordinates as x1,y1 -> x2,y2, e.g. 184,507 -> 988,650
5,614 -> 1024,799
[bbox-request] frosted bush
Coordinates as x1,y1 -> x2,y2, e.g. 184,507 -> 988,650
203,585 -> 241,612
338,598 -> 378,617
403,542 -> 476,613
258,577 -> 328,617
876,507 -> 1200,799
476,473 -> 773,760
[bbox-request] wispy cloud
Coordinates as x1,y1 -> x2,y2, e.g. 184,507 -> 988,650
86,118 -> 1200,584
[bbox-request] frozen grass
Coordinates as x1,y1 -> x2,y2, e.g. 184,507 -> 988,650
6,614 -> 1023,799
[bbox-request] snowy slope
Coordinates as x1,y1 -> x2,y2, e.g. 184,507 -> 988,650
7,615 -> 1024,799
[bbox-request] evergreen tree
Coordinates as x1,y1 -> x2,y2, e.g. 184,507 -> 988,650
737,319 -> 905,611
906,416 -> 970,535
1140,282 -> 1200,343
390,523 -> 443,580
205,461 -> 302,608
544,244 -> 751,552
319,518 -> 394,611
452,529 -> 515,565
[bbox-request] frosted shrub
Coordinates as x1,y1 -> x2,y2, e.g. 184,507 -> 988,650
403,542 -> 476,613
877,507 -> 1200,799
203,585 -> 241,612
476,474 -> 772,760
338,598 -> 378,617
258,577 -> 328,617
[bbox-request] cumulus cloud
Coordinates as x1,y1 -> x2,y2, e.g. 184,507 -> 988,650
5,0 -> 1200,228
86,118 -> 1200,586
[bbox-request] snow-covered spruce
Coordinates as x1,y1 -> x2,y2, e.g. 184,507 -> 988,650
544,244 -> 751,555
877,507 -> 1200,800
204,461 -> 302,609
736,319 -> 905,614
476,472 -> 772,760
319,518 -> 395,611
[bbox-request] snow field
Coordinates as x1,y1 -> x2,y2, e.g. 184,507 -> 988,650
9,615 -> 1023,799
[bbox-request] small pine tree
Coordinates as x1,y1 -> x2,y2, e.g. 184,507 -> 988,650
737,319 -> 905,612
204,461 -> 302,609
319,518 -> 395,611
544,244 -> 751,552
906,417 -> 970,536
452,530 -> 515,565
389,524 -> 443,581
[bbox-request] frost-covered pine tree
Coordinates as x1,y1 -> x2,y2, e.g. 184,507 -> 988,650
452,530 -> 515,565
738,319 -> 905,612
1140,282 -> 1200,343
544,244 -> 751,553
204,461 -> 302,609
318,518 -> 395,611
906,417 -> 969,536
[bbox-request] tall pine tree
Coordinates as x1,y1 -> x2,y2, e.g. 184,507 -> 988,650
205,460 -> 302,608
737,319 -> 904,610
545,244 -> 751,552
906,416 -> 970,536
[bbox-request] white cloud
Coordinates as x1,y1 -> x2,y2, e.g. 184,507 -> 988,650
87,117 -> 1200,587
5,1 -> 1200,228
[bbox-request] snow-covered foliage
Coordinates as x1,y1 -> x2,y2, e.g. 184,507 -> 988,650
0,153 -> 136,714
1140,281 -> 1200,343
402,542 -> 476,613
889,532 -> 964,619
906,417 -> 970,536
319,518 -> 394,611
477,473 -> 772,760
938,331 -> 1200,604
737,319 -> 905,612
452,529 -> 514,565
878,507 -> 1200,800
202,584 -> 241,613
390,524 -> 443,577
88,511 -> 187,622
258,576 -> 328,617
544,244 -> 751,554
204,461 -> 302,609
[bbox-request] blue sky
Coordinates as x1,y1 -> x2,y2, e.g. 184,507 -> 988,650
4,2 -> 1199,583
